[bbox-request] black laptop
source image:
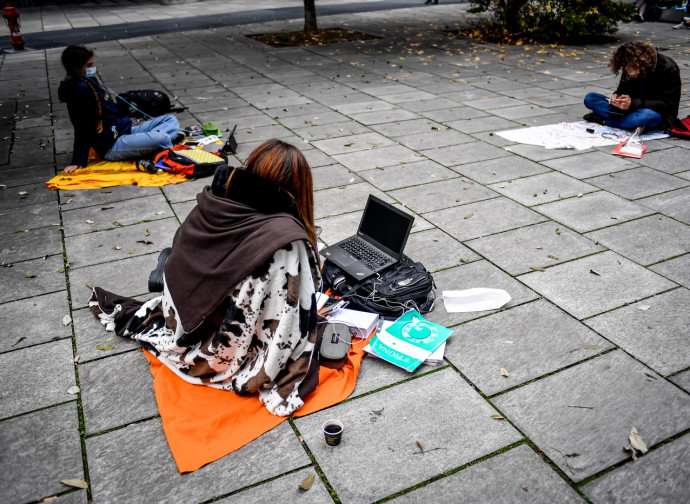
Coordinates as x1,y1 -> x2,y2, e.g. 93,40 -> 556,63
321,195 -> 414,280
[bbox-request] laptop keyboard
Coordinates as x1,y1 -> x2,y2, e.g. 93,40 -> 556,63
340,236 -> 393,270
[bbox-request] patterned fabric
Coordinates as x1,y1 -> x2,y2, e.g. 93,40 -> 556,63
90,240 -> 320,416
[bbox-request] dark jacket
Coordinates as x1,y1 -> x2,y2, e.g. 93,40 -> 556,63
58,75 -> 132,167
615,51 -> 681,129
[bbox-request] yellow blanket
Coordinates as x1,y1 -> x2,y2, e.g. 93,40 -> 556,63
45,160 -> 188,191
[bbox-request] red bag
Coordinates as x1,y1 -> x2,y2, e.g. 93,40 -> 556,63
153,145 -> 227,179
669,117 -> 690,139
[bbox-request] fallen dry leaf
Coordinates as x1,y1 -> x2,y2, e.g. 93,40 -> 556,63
500,368 -> 510,377
299,473 -> 315,491
464,213 -> 473,219
12,336 -> 25,346
584,344 -> 602,350
112,246 -> 121,250
18,191 -> 28,196
62,315 -> 72,326
67,385 -> 80,395
638,305 -> 651,311
530,266 -> 545,272
145,229 -> 151,237
86,220 -> 94,224
25,273 -> 36,278
536,246 -> 543,250
128,248 -> 136,254
589,269 -> 600,276
112,221 -> 123,227
136,240 -> 153,245
555,228 -> 561,235
416,440 -> 424,454
629,427 -> 648,455
548,255 -> 558,260
60,479 -> 88,489
96,344 -> 114,351
490,414 -> 504,420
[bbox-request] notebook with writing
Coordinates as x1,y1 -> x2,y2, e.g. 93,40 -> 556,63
321,195 -> 414,280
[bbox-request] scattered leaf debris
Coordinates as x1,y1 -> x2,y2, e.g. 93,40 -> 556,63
584,344 -> 602,350
490,414 -> 505,420
67,385 -> 80,395
464,213 -> 473,219
416,440 -> 425,454
62,315 -> 72,326
500,368 -> 510,377
567,404 -> 594,409
25,273 -> 36,278
530,266 -> 545,272
96,344 -> 114,351
12,336 -> 25,346
60,479 -> 88,489
589,269 -> 600,276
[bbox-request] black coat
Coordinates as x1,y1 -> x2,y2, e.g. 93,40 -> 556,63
58,75 -> 132,167
615,51 -> 681,129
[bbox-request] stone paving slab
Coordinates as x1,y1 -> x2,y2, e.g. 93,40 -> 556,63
310,132 -> 395,156
160,177 -> 208,204
56,185 -> 161,211
68,254 -> 156,308
489,171 -> 598,207
466,221 -> 604,276
0,201 -> 59,235
312,163 -> 363,191
217,466 -> 331,504
636,147 -> 689,174
0,226 -> 63,264
447,300 -> 613,396
423,141 -> 511,167
86,418 -> 309,503
650,254 -> 690,288
670,370 -> 690,393
637,187 -> 690,225
544,151 -> 638,179
313,182 -> 391,219
585,167 -> 690,200
0,255 -> 66,303
534,192 -> 653,233
0,182 -> 57,211
425,261 -> 539,328
80,350 -> 158,435
585,288 -> 690,376
61,193 -> 172,237
454,156 -> 550,184
404,228 -> 481,273
332,144 -> 421,171
64,217 -> 179,269
396,444 -> 584,503
294,368 -> 522,503
520,251 -> 677,320
0,163 -> 55,188
586,215 -> 690,266
493,350 -> 690,483
581,429 -> 690,504
0,403 -> 84,504
424,197 -> 547,241
0,291 -> 71,353
359,159 -> 456,191
171,200 -> 197,224
389,177 -> 498,214
505,143 -> 581,162
0,339 -> 75,419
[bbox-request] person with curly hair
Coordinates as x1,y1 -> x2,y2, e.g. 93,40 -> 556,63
583,41 -> 681,132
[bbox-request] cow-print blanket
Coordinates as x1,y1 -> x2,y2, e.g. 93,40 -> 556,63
90,240 -> 320,416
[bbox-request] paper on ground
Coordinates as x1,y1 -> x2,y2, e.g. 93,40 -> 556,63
442,288 -> 511,313
364,320 -> 446,364
496,121 -> 668,151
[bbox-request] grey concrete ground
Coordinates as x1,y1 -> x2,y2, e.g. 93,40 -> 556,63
1,1 -> 690,503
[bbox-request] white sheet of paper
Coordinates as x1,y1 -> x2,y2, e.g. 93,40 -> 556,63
442,289 -> 511,313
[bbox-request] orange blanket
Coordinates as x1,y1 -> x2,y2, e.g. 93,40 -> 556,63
45,160 -> 188,190
144,335 -> 370,473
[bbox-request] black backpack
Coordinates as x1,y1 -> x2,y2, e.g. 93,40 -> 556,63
118,90 -> 176,118
322,255 -> 435,319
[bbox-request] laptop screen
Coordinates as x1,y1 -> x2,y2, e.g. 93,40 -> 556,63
358,196 -> 414,258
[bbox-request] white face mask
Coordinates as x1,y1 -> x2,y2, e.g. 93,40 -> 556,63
85,66 -> 97,78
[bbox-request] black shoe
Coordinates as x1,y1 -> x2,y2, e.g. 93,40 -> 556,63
583,113 -> 606,126
148,247 -> 172,292
424,0 -> 432,4
173,131 -> 186,145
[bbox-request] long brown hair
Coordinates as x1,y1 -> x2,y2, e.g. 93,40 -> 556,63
228,139 -> 316,244
609,41 -> 657,81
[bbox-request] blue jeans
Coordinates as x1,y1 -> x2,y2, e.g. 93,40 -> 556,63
105,115 -> 179,161
584,93 -> 661,130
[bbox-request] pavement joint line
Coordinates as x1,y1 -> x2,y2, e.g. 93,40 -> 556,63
644,250 -> 690,268
666,365 -> 690,380
77,347 -> 142,366
524,188 -> 603,208
575,428 -> 690,489
512,249 -> 609,278
0,398 -> 76,424
288,418 -> 341,504
196,462 -> 317,504
372,440 -> 529,503
579,284 -> 684,321
343,364 -> 450,405
0,288 -> 67,307
631,183 -> 690,201
485,347 -> 620,402
0,334 -> 73,357
84,413 -> 162,440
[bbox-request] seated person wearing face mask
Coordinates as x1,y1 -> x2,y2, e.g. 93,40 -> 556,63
58,45 -> 181,173
583,41 -> 681,132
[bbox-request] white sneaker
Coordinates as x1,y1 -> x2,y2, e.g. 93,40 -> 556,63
672,22 -> 685,29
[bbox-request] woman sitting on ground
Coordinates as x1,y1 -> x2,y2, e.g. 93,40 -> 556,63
90,139 -> 322,416
58,45 -> 181,173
